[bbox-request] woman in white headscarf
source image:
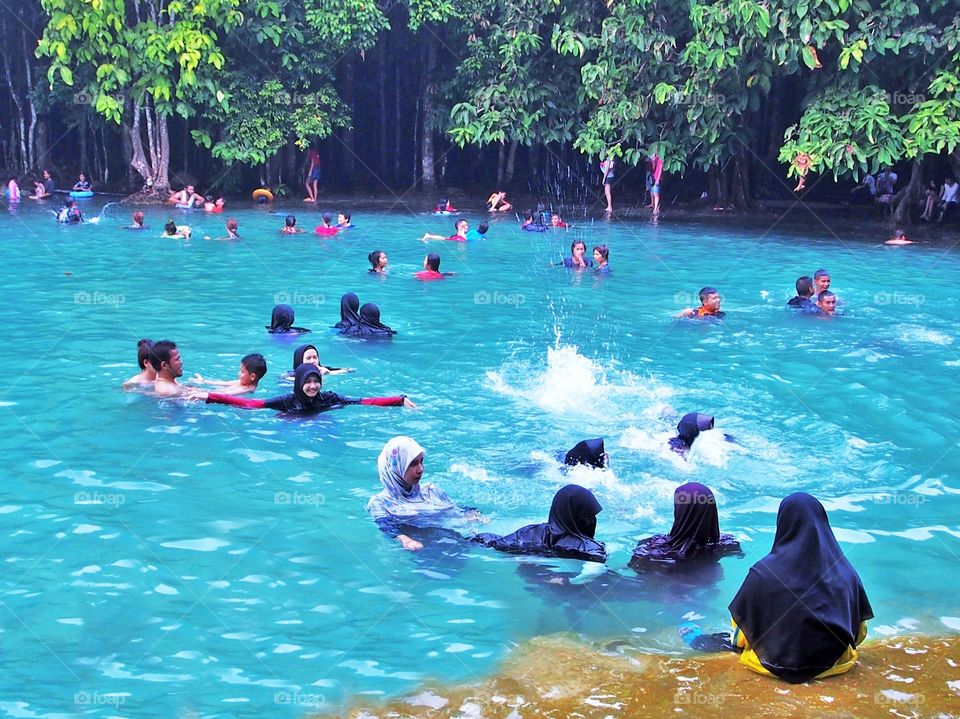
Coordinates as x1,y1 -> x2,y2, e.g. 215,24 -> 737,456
367,436 -> 483,551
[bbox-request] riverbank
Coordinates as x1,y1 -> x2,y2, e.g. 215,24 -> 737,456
321,633 -> 959,718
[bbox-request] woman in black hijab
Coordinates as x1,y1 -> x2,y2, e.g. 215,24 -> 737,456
472,484 -> 607,562
333,293 -> 361,330
206,363 -> 413,415
340,303 -> 396,337
266,304 -> 310,334
728,493 -> 873,683
280,343 -> 353,380
563,438 -> 607,468
629,483 -> 741,568
669,413 -> 715,458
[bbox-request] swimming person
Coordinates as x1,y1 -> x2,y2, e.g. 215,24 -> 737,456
562,240 -> 594,268
266,304 -> 311,334
223,218 -> 240,240
669,412 -> 716,458
816,290 -> 837,316
30,170 -> 54,199
563,438 -> 608,469
550,213 -> 569,229
414,253 -> 451,281
813,269 -> 831,296
787,276 -> 817,312
420,219 -> 468,242
473,484 -> 607,563
368,251 -> 388,274
521,210 -> 547,232
73,172 -> 92,192
149,340 -> 191,397
333,293 -> 362,330
204,197 -> 226,213
677,287 -> 724,319
467,221 -> 489,241
593,245 -> 611,273
337,212 -> 354,228
340,303 -> 396,337
127,211 -> 146,230
885,228 -> 914,245
367,436 -> 483,551
56,199 -> 83,224
191,354 -> 267,395
314,212 -> 339,236
281,215 -> 304,234
7,176 -> 21,202
629,483 -> 741,568
433,197 -> 457,214
205,363 -> 414,415
729,493 -> 873,683
162,220 -> 191,239
122,339 -> 156,390
287,343 -> 354,378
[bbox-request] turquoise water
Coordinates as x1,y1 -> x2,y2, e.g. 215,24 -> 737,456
2,199 -> 959,716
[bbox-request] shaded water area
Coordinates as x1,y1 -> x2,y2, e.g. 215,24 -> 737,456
0,197 -> 958,717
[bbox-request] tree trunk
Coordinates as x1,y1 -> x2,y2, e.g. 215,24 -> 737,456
123,101 -> 170,196
892,159 -> 923,225
79,114 -> 89,175
496,143 -> 506,185
2,37 -> 27,171
340,54 -> 357,186
420,35 -> 437,188
378,41 -> 388,181
394,61 -> 402,184
505,140 -> 520,184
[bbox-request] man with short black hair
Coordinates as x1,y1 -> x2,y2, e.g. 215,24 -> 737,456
787,276 -> 817,312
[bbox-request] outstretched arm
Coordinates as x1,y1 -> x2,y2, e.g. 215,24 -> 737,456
206,393 -> 268,409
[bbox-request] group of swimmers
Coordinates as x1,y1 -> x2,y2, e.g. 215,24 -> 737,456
366,433 -> 872,684
167,184 -> 226,212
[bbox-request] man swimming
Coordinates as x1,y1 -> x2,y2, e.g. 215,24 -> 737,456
787,276 -> 817,312
678,287 -> 725,319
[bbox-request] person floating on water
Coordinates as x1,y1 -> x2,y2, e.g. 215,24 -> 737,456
368,250 -> 388,274
336,211 -> 354,228
433,197 -> 457,214
668,412 -> 730,458
473,484 -> 607,563
340,304 -> 396,337
885,228 -> 914,245
593,245 -> 611,273
414,253 -> 452,281
487,191 -> 512,212
467,221 -> 489,240
122,339 -> 156,390
191,353 -> 267,396
728,493 -> 873,683
72,172 -> 92,192
815,290 -> 837,316
162,220 -> 191,239
219,218 -> 240,240
563,438 -> 608,469
56,199 -> 83,224
367,436 -> 485,551
334,293 -> 362,330
266,304 -> 310,334
562,240 -> 593,269
786,276 -> 818,312
677,287 -> 724,319
550,213 -> 569,229
314,211 -> 338,237
281,215 -> 304,234
420,219 -> 468,242
204,196 -> 225,213
521,210 -> 547,232
629,483 -> 742,569
205,363 -> 415,415
127,211 -> 146,230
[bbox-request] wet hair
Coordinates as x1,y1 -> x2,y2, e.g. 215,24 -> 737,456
340,211 -> 351,222
455,219 -> 468,231
426,253 -> 441,272
592,244 -> 609,261
477,221 -> 489,235
149,340 -> 178,370
241,353 -> 267,381
438,197 -> 448,208
571,239 -> 586,253
893,228 -> 906,239
164,220 -> 177,235
321,211 -> 333,226
285,215 -> 296,227
132,211 -> 144,224
137,339 -> 154,370
524,210 -> 534,222
796,276 -> 814,297
699,286 -> 718,303
814,269 -> 830,279
368,250 -> 385,269
818,290 -> 836,301
226,218 -> 238,232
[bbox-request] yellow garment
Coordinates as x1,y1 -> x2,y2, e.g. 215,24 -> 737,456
731,619 -> 867,680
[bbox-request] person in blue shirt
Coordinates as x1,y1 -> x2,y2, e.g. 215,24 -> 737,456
786,276 -> 817,312
593,245 -> 611,274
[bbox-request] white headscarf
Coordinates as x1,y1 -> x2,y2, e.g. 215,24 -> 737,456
366,436 -> 456,520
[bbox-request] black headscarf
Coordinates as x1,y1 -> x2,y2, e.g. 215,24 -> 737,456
563,438 -> 606,468
292,343 -> 318,371
729,493 -> 874,683
630,483 -> 741,567
261,363 -> 356,415
333,293 -> 361,330
669,412 -> 715,456
266,304 -> 309,334
473,484 -> 607,562
341,303 -> 396,336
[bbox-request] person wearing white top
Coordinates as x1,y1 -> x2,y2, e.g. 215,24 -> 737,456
938,177 -> 959,222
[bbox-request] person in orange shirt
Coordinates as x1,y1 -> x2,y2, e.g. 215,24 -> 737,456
677,287 -> 725,319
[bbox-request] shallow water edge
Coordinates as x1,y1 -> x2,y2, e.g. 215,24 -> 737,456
319,633 -> 959,719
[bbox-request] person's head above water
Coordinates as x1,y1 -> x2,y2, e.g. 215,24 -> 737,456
698,287 -> 721,312
137,339 -> 154,370
378,436 -> 427,495
593,245 -> 609,265
321,211 -> 333,227
547,484 -> 603,540
268,304 -> 296,332
817,290 -> 837,314
293,362 -> 323,405
226,218 -> 239,233
132,211 -> 144,226
564,438 -> 607,469
338,211 -> 352,225
292,343 -> 319,370
571,240 -> 586,257
677,412 -> 715,447
164,220 -> 177,235
149,340 -> 181,378
240,353 -> 267,384
477,221 -> 489,235
795,276 -> 814,298
425,253 -> 441,272
813,269 -> 830,293
338,292 -> 361,325
454,219 -> 468,235
285,215 -> 297,228
368,250 -> 387,271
